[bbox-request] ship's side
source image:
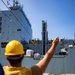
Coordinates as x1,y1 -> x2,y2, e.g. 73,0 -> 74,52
0,4 -> 32,64
23,47 -> 75,75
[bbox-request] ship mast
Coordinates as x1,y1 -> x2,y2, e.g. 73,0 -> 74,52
74,29 -> 75,39
42,20 -> 48,55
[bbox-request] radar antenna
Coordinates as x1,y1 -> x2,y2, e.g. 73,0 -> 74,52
13,0 -> 19,6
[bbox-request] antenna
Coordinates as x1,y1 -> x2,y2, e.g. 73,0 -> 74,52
7,0 -> 9,5
15,0 -> 19,6
13,0 -> 15,6
13,0 -> 19,6
6,0 -> 12,7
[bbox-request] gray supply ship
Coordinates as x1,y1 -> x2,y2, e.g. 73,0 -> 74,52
0,0 -> 75,75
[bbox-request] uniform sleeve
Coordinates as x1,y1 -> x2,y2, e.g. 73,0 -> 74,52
31,65 -> 42,75
0,63 -> 4,75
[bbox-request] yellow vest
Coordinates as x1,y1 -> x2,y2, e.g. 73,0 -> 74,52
3,66 -> 32,75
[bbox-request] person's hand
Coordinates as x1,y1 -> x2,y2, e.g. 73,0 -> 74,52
52,37 -> 59,46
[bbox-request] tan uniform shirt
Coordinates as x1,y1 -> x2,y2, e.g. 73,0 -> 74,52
3,66 -> 32,75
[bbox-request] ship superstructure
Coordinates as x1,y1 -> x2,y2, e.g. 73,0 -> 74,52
0,0 -> 32,45
0,0 -> 32,63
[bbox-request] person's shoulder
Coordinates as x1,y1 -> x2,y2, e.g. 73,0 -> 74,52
3,65 -> 8,69
23,67 -> 31,71
31,65 -> 42,75
22,67 -> 32,75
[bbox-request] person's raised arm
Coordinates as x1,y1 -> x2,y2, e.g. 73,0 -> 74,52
35,37 -> 59,74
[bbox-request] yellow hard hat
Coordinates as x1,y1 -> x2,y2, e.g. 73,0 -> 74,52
5,40 -> 25,56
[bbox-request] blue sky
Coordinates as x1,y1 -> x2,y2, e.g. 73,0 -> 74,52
0,0 -> 75,40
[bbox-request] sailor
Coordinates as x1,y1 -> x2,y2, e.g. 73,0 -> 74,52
3,37 -> 59,75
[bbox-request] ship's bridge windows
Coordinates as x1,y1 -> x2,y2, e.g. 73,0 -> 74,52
0,17 -> 2,21
9,14 -> 11,16
0,23 -> 1,27
4,14 -> 6,16
0,22 -> 1,25
0,28 -> 1,33
17,29 -> 21,31
1,42 -> 8,48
